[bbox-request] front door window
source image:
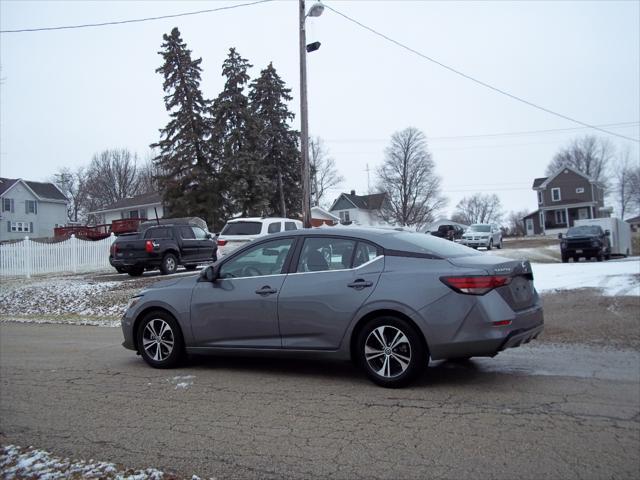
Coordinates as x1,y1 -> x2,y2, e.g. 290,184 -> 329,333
220,238 -> 294,278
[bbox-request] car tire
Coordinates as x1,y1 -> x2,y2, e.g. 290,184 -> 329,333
184,264 -> 197,271
572,256 -> 579,262
561,254 -> 568,263
115,267 -> 127,274
497,238 -> 503,249
137,311 -> 184,369
160,253 -> 178,275
128,266 -> 144,277
487,239 -> 493,251
597,253 -> 603,262
356,316 -> 427,388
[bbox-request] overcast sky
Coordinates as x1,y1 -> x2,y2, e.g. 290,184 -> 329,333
1,0 -> 638,219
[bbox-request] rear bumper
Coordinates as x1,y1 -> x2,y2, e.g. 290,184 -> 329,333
110,256 -> 160,268
498,323 -> 544,351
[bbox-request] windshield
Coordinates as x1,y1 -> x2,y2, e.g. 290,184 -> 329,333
394,232 -> 481,258
468,224 -> 491,232
221,221 -> 262,236
567,226 -> 602,236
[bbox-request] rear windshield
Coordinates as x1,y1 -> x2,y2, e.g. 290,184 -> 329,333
393,232 -> 481,258
469,224 -> 490,232
221,221 -> 262,236
567,226 -> 602,236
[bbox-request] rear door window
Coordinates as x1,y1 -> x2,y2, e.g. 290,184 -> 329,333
179,226 -> 195,239
353,242 -> 379,268
268,222 -> 282,234
297,237 -> 357,272
285,222 -> 297,231
192,226 -> 208,240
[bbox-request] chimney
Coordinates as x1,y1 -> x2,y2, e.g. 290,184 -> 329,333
350,190 -> 356,196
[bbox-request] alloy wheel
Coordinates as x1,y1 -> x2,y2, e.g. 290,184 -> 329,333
142,318 -> 175,361
364,325 -> 412,378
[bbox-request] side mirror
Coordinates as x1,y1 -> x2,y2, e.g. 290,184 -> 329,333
558,233 -> 563,239
200,264 -> 220,282
605,230 -> 610,236
206,233 -> 213,239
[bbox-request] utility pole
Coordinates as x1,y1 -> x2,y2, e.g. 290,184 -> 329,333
299,0 -> 311,228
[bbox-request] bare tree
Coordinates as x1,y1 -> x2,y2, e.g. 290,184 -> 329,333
84,149 -> 142,209
376,127 -> 446,227
309,137 -> 344,208
546,135 -> 614,187
51,167 -> 89,223
452,193 -> 503,225
506,209 -> 529,237
612,149 -> 636,219
137,151 -> 163,194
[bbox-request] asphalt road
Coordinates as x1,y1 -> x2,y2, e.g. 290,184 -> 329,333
1,323 -> 639,479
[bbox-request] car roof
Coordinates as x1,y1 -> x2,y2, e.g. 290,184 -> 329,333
265,226 -> 416,249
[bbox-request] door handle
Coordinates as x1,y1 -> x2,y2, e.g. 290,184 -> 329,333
347,279 -> 373,290
255,286 -> 277,296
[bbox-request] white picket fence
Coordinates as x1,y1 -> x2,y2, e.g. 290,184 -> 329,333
0,234 -> 116,278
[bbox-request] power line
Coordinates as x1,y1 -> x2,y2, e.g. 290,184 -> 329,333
326,121 -> 640,143
324,3 -> 640,144
0,0 -> 273,33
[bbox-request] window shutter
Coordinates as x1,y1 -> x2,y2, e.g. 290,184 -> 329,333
34,202 -> 37,214
10,199 -> 14,213
30,222 -> 33,233
7,221 -> 10,232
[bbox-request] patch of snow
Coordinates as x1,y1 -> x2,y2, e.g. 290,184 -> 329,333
169,375 -> 195,390
0,445 -> 167,479
532,258 -> 640,296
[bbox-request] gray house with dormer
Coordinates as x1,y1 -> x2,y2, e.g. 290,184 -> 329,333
522,166 -> 608,236
0,177 -> 68,241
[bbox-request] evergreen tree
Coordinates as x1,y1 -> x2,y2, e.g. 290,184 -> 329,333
210,48 -> 266,217
151,28 -> 216,226
249,63 -> 301,217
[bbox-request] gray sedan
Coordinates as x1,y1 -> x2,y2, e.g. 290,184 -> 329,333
121,228 -> 543,388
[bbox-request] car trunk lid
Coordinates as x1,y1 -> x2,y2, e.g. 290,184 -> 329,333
447,255 -> 536,310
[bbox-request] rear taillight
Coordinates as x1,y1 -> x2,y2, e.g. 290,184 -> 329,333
440,275 -> 511,295
145,240 -> 154,253
217,239 -> 227,246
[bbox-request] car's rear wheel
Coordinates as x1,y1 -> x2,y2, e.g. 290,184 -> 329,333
115,266 -> 127,274
160,253 -> 178,275
356,317 -> 427,388
497,238 -> 503,249
137,311 -> 184,368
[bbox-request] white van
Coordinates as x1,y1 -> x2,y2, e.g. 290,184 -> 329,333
217,217 -> 303,257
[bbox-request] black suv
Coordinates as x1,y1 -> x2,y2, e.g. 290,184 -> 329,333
559,225 -> 611,263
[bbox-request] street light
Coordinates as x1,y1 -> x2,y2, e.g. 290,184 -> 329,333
299,0 -> 324,228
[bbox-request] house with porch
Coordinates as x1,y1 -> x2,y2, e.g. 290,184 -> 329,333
522,166 -> 608,236
329,190 -> 389,226
90,192 -> 165,225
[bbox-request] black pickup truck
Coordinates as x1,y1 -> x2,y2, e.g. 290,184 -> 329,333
109,224 -> 217,276
430,224 -> 464,241
559,225 -> 611,263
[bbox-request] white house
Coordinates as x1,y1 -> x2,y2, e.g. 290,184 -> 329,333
90,192 -> 165,225
329,190 -> 389,227
0,177 -> 68,241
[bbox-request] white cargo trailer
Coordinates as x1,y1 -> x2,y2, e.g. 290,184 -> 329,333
574,218 -> 632,256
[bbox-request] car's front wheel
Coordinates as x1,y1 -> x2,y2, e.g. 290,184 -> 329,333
137,311 -> 184,368
487,239 -> 493,250
356,317 -> 427,388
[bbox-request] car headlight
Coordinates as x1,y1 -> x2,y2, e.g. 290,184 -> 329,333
127,295 -> 143,310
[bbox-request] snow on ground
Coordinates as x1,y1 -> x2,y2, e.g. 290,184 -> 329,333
0,444 -> 173,480
532,257 -> 640,296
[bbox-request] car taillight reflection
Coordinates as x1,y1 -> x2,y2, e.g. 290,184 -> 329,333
440,275 -> 512,295
217,239 -> 228,246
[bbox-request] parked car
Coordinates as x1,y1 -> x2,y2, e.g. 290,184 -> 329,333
574,218 -> 631,257
559,225 -> 611,262
460,224 -> 503,250
216,217 -> 303,257
121,228 -> 544,388
109,224 -> 217,276
430,224 -> 464,241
